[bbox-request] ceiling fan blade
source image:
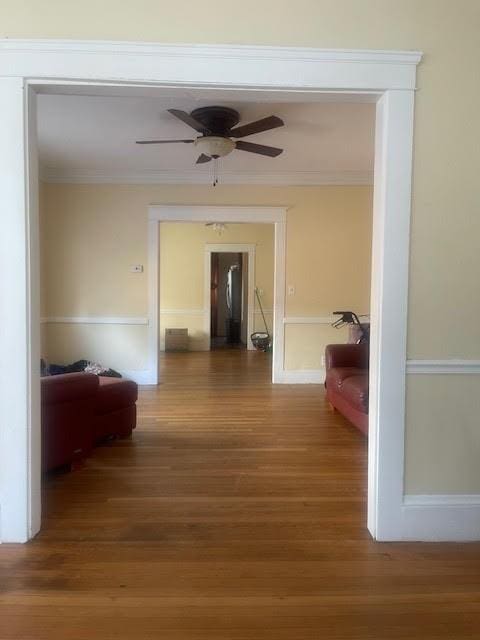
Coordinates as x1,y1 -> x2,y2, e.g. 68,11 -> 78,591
168,108 -> 208,133
196,153 -> 212,164
235,141 -> 283,157
135,139 -> 194,144
229,115 -> 284,138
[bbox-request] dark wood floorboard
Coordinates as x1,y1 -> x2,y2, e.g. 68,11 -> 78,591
1,351 -> 480,639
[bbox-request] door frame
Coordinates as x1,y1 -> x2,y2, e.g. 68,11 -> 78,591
204,243 -> 256,351
148,206 -> 286,384
0,40 -> 422,542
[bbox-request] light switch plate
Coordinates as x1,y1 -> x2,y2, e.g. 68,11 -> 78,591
130,264 -> 144,273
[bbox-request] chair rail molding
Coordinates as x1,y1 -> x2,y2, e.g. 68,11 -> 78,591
283,316 -> 335,324
41,316 -> 148,325
406,359 -> 480,374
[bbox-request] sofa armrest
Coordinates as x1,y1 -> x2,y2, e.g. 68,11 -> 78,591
41,372 -> 99,406
325,343 -> 369,370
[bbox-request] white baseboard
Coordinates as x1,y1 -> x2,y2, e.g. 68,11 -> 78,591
275,368 -> 325,384
119,369 -> 157,385
402,495 -> 480,541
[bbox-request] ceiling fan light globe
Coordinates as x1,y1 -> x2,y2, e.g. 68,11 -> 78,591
194,136 -> 235,158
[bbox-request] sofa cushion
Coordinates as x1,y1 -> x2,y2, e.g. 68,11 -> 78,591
96,377 -> 138,415
340,374 -> 369,413
326,367 -> 365,392
42,372 -> 99,406
325,343 -> 369,370
41,373 -> 98,471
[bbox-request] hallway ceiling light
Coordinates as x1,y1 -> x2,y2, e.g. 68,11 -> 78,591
205,222 -> 227,235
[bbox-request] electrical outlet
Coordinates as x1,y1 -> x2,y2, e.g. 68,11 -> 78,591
287,285 -> 295,295
321,355 -> 325,366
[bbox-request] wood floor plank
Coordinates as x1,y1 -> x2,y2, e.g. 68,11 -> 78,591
1,350 -> 480,639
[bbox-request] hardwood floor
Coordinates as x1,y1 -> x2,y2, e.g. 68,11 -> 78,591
1,350 -> 480,639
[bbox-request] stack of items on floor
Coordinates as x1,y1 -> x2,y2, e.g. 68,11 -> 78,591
41,372 -> 138,472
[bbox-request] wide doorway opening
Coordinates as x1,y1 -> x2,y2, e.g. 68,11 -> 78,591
0,43 -> 420,545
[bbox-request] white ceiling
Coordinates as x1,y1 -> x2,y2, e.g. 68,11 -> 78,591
37,92 -> 375,185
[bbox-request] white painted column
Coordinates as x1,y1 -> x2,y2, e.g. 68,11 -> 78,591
272,221 -> 286,383
368,90 -> 415,541
0,79 -> 41,542
147,219 -> 160,384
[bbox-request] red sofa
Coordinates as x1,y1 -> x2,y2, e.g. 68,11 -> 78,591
41,373 -> 138,472
325,343 -> 369,435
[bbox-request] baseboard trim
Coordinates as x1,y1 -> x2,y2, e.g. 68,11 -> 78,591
275,368 -> 325,384
402,494 -> 480,541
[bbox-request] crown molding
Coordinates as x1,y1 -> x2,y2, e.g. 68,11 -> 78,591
40,168 -> 373,186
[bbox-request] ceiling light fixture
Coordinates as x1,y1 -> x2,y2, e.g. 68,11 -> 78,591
194,137 -> 235,186
194,136 -> 235,159
206,222 -> 227,235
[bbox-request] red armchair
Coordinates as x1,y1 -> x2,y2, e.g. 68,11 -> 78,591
325,343 -> 369,435
41,372 -> 98,471
41,373 -> 138,472
95,377 -> 138,442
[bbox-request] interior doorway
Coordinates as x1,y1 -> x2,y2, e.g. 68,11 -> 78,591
203,242 -> 257,353
210,252 -> 247,349
1,42 -> 420,543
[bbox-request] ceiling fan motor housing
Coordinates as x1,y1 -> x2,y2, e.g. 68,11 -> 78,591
191,106 -> 240,135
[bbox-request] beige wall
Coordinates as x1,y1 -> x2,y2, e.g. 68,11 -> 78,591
405,376 -> 480,494
159,222 -> 274,350
40,183 -> 372,371
15,0 -> 480,495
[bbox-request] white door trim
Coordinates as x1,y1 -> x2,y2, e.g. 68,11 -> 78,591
148,205 -> 286,384
0,39 -> 422,542
0,40 -> 421,90
0,80 -> 41,542
203,243 -> 256,351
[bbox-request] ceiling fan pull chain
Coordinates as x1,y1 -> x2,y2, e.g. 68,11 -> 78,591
213,157 -> 219,187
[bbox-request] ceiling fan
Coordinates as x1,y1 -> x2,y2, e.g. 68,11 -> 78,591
135,106 -> 285,164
